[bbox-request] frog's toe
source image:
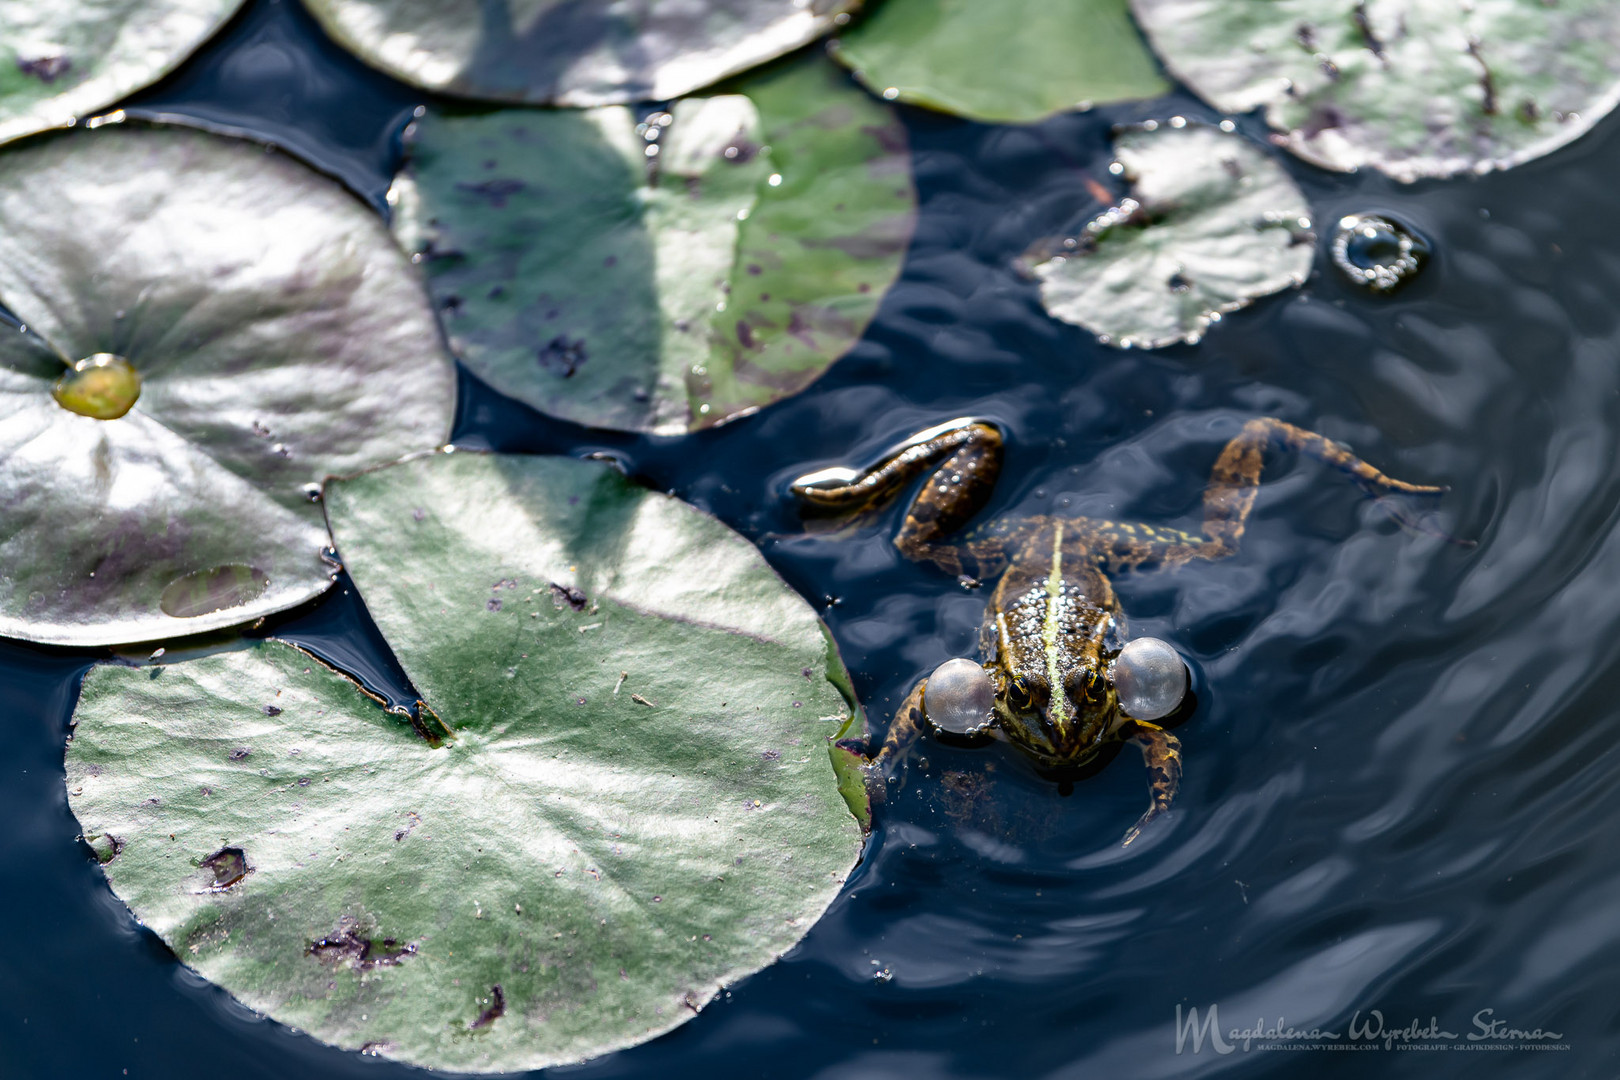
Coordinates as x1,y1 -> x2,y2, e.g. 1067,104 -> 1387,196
1121,806 -> 1169,847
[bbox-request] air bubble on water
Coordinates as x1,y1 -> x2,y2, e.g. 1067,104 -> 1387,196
1330,213 -> 1430,293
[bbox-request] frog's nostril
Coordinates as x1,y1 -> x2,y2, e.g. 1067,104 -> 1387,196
924,658 -> 996,735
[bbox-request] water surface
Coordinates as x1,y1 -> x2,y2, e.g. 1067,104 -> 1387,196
4,1 -> 1620,1076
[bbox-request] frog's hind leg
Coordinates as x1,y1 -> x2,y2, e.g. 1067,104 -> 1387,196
1086,417 -> 1448,573
1122,722 -> 1182,846
793,418 -> 1009,575
1203,417 -> 1446,552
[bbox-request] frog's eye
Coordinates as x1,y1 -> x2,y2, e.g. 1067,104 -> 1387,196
923,658 -> 996,735
1111,637 -> 1188,721
1066,667 -> 1108,703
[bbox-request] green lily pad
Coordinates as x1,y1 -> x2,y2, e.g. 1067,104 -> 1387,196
391,54 -> 914,433
0,0 -> 244,146
1029,123 -> 1313,349
66,451 -> 864,1072
0,123 -> 456,646
302,0 -> 862,106
1131,0 -> 1620,181
831,0 -> 1168,123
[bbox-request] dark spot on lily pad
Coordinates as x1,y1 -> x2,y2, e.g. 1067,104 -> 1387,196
201,845 -> 250,890
549,583 -> 588,611
538,335 -> 588,377
309,920 -> 417,969
469,985 -> 506,1030
17,56 -> 70,83
453,178 -> 524,208
229,747 -> 250,761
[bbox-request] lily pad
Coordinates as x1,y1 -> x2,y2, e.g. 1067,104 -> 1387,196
0,0 -> 244,146
0,123 -> 456,646
66,451 -> 864,1072
831,0 -> 1168,123
1029,122 -> 1312,349
302,0 -> 862,106
1131,0 -> 1620,181
391,54 -> 914,433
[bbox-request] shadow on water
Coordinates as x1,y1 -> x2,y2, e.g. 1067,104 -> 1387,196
5,1 -> 1620,1076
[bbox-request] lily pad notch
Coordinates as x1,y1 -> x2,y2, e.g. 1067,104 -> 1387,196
0,121 -> 456,646
67,451 -> 866,1072
390,52 -> 916,434
1029,120 -> 1313,349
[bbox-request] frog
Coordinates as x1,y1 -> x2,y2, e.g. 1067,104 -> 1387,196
792,417 -> 1447,844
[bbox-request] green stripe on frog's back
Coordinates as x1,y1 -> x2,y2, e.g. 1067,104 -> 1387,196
1042,522 -> 1068,726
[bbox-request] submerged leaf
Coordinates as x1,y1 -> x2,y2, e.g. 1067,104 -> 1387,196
0,0 -> 244,146
1131,0 -> 1620,181
1030,123 -> 1312,349
832,0 -> 1168,123
391,54 -> 914,433
67,452 -> 863,1072
302,0 -> 862,106
0,124 -> 456,645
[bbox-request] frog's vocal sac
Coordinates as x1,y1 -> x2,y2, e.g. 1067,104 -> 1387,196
793,417 -> 1448,845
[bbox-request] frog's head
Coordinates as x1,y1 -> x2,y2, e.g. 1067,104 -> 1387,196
998,662 -> 1118,760
922,638 -> 1186,764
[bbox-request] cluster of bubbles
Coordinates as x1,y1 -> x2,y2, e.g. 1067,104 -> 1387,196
1330,213 -> 1431,292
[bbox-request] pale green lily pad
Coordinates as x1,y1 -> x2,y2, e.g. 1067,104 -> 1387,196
391,54 -> 914,433
0,123 -> 456,646
1131,0 -> 1620,181
831,0 -> 1168,123
67,451 -> 863,1072
302,0 -> 862,107
1030,123 -> 1313,349
0,0 -> 244,146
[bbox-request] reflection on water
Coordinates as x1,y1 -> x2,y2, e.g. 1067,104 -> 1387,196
4,0 -> 1620,1076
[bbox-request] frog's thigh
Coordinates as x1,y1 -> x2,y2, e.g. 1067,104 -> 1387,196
1123,722 -> 1183,846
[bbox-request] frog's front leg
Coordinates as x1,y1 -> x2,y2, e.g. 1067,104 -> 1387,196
861,679 -> 929,804
1121,722 -> 1182,846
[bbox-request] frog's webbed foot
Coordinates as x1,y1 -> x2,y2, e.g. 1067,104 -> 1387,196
1122,722 -> 1182,846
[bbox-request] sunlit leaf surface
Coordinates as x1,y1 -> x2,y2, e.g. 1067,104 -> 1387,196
391,55 -> 914,433
302,0 -> 862,106
0,0 -> 244,146
0,124 -> 456,645
1031,124 -> 1313,349
832,0 -> 1168,123
1132,0 -> 1620,181
67,451 -> 864,1072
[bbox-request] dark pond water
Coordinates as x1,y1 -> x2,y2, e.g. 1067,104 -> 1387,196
5,1 -> 1620,1076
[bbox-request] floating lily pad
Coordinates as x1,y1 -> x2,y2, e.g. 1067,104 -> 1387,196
1030,123 -> 1312,349
392,55 -> 914,433
0,123 -> 456,646
1131,0 -> 1620,181
302,0 -> 862,106
66,451 -> 864,1072
0,0 -> 244,146
831,0 -> 1168,123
